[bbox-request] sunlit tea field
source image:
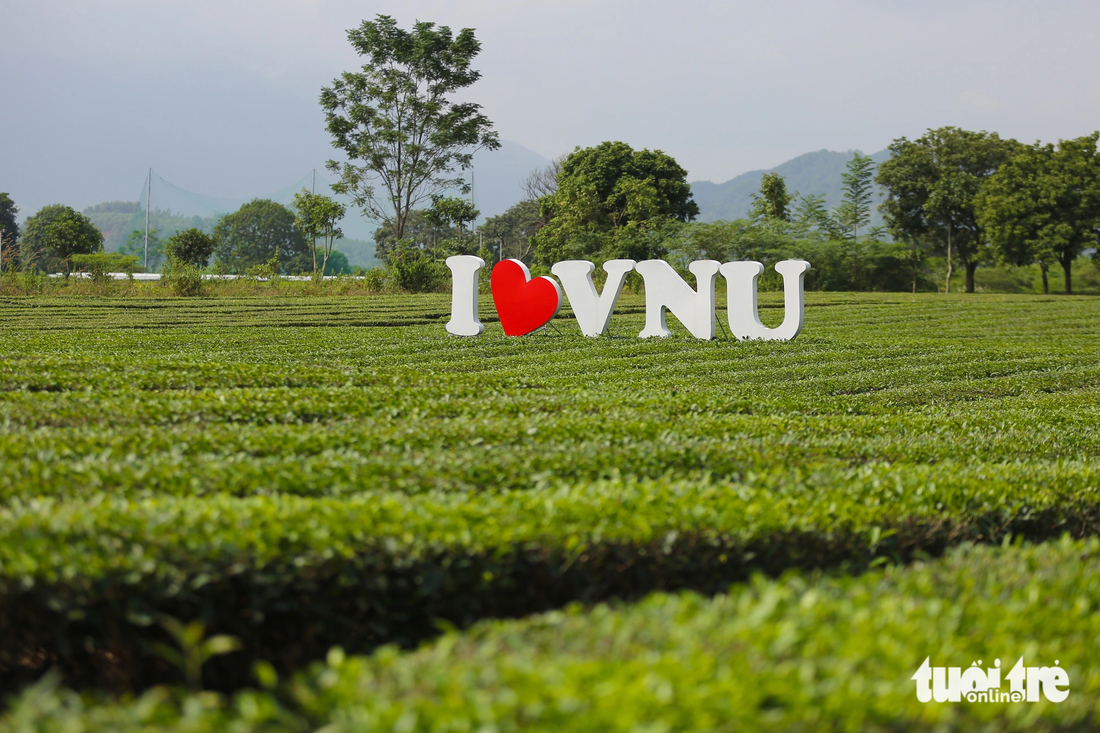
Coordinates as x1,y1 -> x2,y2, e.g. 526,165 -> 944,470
3,291 -> 1100,730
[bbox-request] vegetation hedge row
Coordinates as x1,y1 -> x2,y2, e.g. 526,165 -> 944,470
3,468 -> 1100,693
7,538 -> 1100,731
1,293 -> 1098,694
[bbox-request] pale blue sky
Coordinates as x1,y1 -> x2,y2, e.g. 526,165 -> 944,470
3,0 -> 1098,217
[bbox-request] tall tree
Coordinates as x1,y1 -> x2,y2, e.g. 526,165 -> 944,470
0,193 -> 18,271
748,172 -> 793,223
20,205 -> 103,274
834,152 -> 875,242
877,127 -> 1021,293
293,189 -> 346,276
533,141 -> 698,264
0,193 -> 19,244
321,15 -> 500,241
975,132 -> 1100,295
213,199 -> 311,274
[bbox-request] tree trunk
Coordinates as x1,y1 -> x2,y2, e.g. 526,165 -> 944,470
1040,263 -> 1049,295
965,261 -> 977,294
1063,255 -> 1073,295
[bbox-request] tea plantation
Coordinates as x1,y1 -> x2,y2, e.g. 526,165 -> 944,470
2,292 -> 1100,730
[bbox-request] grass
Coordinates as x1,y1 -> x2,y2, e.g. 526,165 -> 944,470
1,291 -> 1099,725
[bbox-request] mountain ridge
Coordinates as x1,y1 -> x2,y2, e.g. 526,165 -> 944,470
689,148 -> 892,224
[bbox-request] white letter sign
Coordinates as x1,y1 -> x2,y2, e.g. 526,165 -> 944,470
446,257 -> 811,342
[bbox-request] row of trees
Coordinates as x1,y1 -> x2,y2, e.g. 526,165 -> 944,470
879,128 -> 1100,294
322,15 -> 1099,295
0,192 -> 354,278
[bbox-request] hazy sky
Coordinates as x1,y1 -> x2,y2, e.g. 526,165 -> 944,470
3,0 -> 1099,217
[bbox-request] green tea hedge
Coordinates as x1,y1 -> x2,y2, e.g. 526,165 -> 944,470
7,538 -> 1100,731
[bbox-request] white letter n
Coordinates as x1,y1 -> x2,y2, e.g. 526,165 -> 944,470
635,259 -> 720,340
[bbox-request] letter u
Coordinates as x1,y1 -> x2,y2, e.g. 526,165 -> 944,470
720,259 -> 810,342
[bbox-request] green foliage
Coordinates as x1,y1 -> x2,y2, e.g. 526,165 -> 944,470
833,152 -> 876,241
663,219 -> 922,291
479,199 -> 544,264
292,188 -> 346,276
8,539 -> 1100,730
387,242 -> 449,292
212,199 -> 310,275
748,171 -> 793,223
120,228 -> 165,272
975,132 -> 1100,295
164,228 -> 216,269
20,204 -> 103,274
321,14 -> 500,240
0,192 -> 19,244
373,210 -> 457,264
877,127 -> 1022,292
426,195 -> 479,231
1,293 -> 1100,695
162,261 -> 206,296
82,203 -> 219,254
323,250 -> 352,275
70,253 -> 141,281
152,617 -> 241,691
534,141 -> 699,264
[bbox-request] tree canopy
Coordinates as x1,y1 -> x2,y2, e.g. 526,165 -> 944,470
975,132 -> 1100,295
480,199 -> 545,264
834,152 -> 876,241
292,189 -> 346,276
748,172 -> 793,224
321,14 -> 499,242
212,199 -> 311,274
20,204 -> 103,274
0,193 -> 19,244
876,127 -> 1022,292
165,228 -> 216,269
533,141 -> 698,264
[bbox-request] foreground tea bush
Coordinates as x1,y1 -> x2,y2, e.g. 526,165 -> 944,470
7,538 -> 1100,732
1,293 -> 1099,692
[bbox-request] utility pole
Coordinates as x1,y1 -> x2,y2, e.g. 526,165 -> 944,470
312,169 -> 316,195
144,168 -> 151,270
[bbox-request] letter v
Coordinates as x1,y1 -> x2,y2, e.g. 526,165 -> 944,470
551,259 -> 636,337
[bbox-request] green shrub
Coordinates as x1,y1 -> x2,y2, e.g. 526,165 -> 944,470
7,539 -> 1100,731
387,241 -> 447,293
70,253 -> 141,282
162,260 -> 205,296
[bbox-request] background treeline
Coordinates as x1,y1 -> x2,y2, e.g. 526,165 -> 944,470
4,126 -> 1100,294
361,128 -> 1100,295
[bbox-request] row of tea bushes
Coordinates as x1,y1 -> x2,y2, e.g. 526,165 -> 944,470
7,538 -> 1100,731
2,465 -> 1099,691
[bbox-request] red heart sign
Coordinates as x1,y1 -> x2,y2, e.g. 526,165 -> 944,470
491,259 -> 563,336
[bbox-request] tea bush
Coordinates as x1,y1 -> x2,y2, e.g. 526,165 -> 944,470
1,292 -> 1099,703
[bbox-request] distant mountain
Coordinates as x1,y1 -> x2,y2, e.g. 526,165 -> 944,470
690,149 -> 892,225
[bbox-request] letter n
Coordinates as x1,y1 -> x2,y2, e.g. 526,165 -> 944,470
635,260 -> 720,340
720,259 -> 811,341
